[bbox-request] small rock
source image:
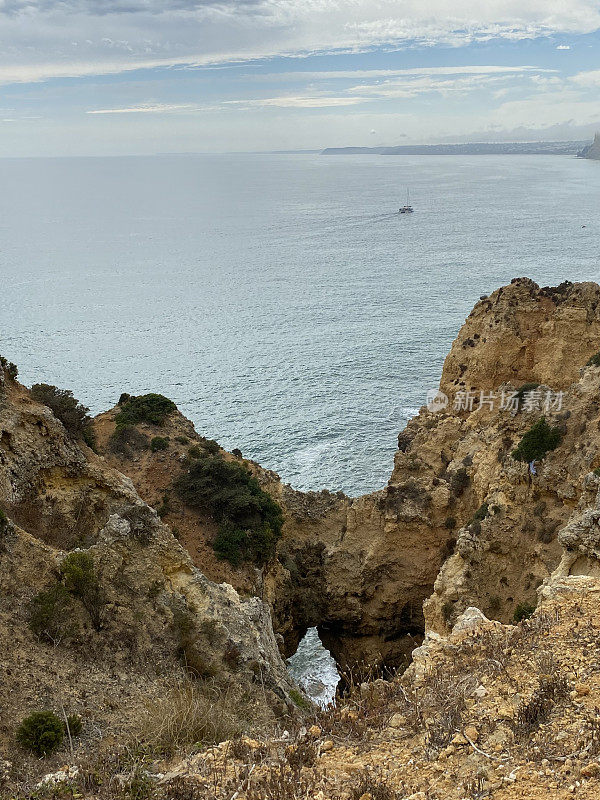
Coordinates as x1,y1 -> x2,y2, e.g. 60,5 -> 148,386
321,740 -> 334,752
389,713 -> 406,729
451,733 -> 468,746
464,725 -> 479,742
308,724 -> 322,738
439,745 -> 456,760
575,684 -> 590,696
581,762 -> 600,778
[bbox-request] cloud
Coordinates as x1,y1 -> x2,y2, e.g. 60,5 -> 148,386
0,0 -> 599,85
571,68 -> 600,86
87,102 -> 208,113
556,44 -> 571,48
249,65 -> 557,81
225,95 -> 366,107
490,90 -> 600,129
343,70 -> 531,100
86,65 -> 551,114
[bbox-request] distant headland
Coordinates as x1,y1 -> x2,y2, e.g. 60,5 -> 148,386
321,140 -> 591,156
577,132 -> 600,160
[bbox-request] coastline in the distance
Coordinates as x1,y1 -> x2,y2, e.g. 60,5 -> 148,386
321,139 -> 591,156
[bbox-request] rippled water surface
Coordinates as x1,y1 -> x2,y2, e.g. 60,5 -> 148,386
2,153 -> 600,495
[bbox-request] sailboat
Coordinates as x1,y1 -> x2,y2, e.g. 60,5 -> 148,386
398,189 -> 414,214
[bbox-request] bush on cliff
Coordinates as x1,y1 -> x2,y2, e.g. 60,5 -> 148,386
115,393 -> 176,428
587,352 -> 600,367
151,436 -> 169,452
174,454 -> 283,566
30,383 -> 96,450
29,583 -> 74,644
108,423 -> 149,456
16,710 -> 81,757
449,467 -> 470,497
513,602 -> 536,623
60,552 -> 105,631
512,417 -> 562,463
0,355 -> 18,380
16,711 -> 65,756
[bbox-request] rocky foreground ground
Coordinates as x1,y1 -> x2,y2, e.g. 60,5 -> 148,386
4,277 -> 600,798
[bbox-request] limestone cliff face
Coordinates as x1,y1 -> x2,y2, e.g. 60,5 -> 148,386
0,368 -> 297,766
91,279 -> 600,674
440,278 -> 600,396
421,280 -> 600,634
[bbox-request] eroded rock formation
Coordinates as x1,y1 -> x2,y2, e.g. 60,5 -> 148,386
0,368 -> 298,767
92,278 -> 600,675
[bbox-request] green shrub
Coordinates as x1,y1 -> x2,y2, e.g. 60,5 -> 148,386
587,352 -> 600,367
157,494 -> 171,518
175,436 -> 189,445
213,519 -> 280,568
108,424 -> 149,456
61,552 -> 105,631
16,711 -> 64,756
29,583 -> 73,644
488,595 -> 501,614
212,523 -> 249,567
515,382 -> 540,406
449,467 -> 469,497
442,600 -> 455,624
513,602 -> 536,623
0,506 -> 8,552
470,503 -> 489,524
594,467 -> 600,477
30,384 -> 96,449
512,417 -> 562,463
0,356 -> 18,380
199,437 -> 221,455
444,517 -> 456,530
151,436 -> 169,452
115,393 -> 176,428
289,689 -> 311,711
174,454 -> 283,567
189,440 -> 221,458
65,714 -> 82,737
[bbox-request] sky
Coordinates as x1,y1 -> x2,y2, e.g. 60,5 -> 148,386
1,0 -> 600,155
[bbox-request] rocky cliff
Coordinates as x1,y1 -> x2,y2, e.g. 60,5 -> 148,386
93,278 -> 600,678
6,275 -> 600,796
578,133 -> 600,160
0,365 -> 299,795
103,491 -> 600,799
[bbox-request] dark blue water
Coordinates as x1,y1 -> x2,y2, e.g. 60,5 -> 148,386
2,153 -> 599,495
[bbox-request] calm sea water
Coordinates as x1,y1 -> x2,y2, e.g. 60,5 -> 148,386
1,153 -> 600,497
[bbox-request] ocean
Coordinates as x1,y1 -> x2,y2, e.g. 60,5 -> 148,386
2,153 -> 599,497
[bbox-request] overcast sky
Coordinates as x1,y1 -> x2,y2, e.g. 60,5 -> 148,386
1,0 -> 600,155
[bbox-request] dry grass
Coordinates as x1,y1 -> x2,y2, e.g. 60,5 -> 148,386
133,677 -> 249,756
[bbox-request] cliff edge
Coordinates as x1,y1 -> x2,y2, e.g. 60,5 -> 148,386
578,133 -> 600,160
